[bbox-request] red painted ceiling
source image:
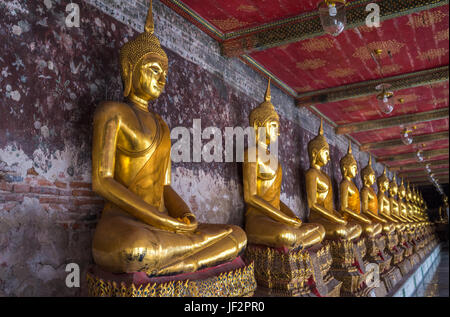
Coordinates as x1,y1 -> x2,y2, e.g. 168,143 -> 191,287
180,0 -> 319,33
161,0 -> 449,183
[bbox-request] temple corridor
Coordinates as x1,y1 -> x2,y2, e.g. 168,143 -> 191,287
413,247 -> 449,297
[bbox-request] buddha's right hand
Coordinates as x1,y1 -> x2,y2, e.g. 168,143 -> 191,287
289,217 -> 302,228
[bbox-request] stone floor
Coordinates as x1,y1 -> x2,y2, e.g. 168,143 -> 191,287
413,247 -> 449,297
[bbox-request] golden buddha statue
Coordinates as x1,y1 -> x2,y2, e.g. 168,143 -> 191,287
243,80 -> 325,250
389,175 -> 411,225
406,182 -> 421,223
360,156 -> 395,234
306,120 -> 362,241
339,143 -> 382,238
91,1 -> 246,277
376,168 -> 400,229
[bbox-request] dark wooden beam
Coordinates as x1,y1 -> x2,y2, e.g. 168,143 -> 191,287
336,108 -> 449,135
220,0 -> 449,57
399,168 -> 449,178
297,66 -> 448,107
377,148 -> 449,162
360,132 -> 449,151
390,158 -> 449,172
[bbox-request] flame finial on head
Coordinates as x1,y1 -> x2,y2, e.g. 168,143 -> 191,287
265,78 -> 271,102
340,140 -> 356,175
145,0 -> 155,34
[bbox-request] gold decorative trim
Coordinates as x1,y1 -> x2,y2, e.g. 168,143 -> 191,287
87,262 -> 256,297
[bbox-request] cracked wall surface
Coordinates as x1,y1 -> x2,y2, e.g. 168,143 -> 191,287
0,0 -> 393,296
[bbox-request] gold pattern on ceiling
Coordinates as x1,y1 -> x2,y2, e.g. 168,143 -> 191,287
433,97 -> 449,105
407,10 -> 448,29
434,28 -> 449,42
300,37 -> 335,53
352,40 -> 406,61
237,4 -> 258,13
380,64 -> 402,75
395,94 -> 419,104
296,58 -> 327,70
210,17 -> 250,31
417,48 -> 448,61
327,67 -> 356,79
294,85 -> 314,92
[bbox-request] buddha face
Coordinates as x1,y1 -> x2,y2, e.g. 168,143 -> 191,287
347,163 -> 358,179
265,119 -> 279,145
378,179 -> 389,192
399,186 -> 406,199
132,58 -> 167,101
389,184 -> 398,196
256,119 -> 279,146
313,147 -> 330,167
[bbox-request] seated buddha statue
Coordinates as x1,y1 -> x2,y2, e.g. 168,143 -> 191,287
376,168 -> 401,231
91,2 -> 246,276
339,143 -> 382,238
389,175 -> 411,225
406,182 -> 421,223
360,156 -> 395,235
243,80 -> 325,250
306,120 -> 362,241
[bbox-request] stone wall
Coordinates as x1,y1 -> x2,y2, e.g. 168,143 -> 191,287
0,0 -> 393,296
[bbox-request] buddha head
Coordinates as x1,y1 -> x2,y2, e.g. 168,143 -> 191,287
361,156 -> 376,187
406,182 -> 413,202
398,178 -> 406,200
377,167 -> 389,193
308,119 -> 330,168
249,79 -> 280,146
389,173 -> 398,197
120,0 -> 168,102
340,142 -> 357,179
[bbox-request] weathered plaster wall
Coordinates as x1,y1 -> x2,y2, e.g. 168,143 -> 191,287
0,0 -> 394,296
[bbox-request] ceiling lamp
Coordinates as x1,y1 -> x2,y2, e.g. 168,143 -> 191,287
318,0 -> 346,36
375,83 -> 394,114
400,126 -> 416,145
425,163 -> 432,173
415,149 -> 424,162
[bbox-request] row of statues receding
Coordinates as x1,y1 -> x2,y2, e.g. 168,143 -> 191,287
86,1 -> 437,297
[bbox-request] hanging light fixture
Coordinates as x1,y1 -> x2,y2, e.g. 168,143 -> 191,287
400,125 -> 416,145
415,149 -> 424,162
318,0 -> 346,36
425,163 -> 432,173
375,83 -> 394,114
400,128 -> 413,145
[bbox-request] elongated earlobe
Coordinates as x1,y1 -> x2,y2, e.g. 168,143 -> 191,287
123,61 -> 132,97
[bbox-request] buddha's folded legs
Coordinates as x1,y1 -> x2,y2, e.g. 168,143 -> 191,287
361,222 -> 382,238
92,214 -> 245,275
157,225 -> 247,276
318,219 -> 362,241
245,214 -> 325,250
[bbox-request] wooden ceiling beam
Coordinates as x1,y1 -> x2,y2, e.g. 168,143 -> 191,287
297,66 -> 448,107
336,108 -> 449,135
377,148 -> 449,162
399,168 -> 449,178
220,0 -> 449,57
360,131 -> 449,151
390,158 -> 450,171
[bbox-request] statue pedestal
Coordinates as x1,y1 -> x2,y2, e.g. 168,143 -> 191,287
365,234 -> 392,273
324,238 -> 375,297
244,243 -> 342,297
86,256 -> 256,297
